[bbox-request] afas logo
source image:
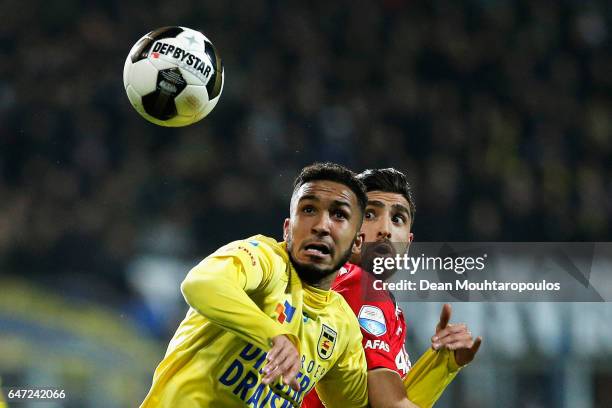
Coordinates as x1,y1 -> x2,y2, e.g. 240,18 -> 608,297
364,339 -> 390,352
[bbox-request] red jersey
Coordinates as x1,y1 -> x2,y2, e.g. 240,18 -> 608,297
302,263 -> 411,407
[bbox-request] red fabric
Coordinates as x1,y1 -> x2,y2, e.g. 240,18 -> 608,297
302,263 -> 410,408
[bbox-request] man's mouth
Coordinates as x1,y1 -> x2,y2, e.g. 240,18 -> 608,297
303,242 -> 332,257
372,241 -> 395,256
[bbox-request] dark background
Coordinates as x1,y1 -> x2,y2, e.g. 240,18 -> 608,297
0,1 -> 611,407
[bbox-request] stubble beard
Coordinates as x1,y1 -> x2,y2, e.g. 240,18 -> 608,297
287,234 -> 355,286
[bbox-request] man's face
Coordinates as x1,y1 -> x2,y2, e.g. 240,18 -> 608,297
284,180 -> 363,285
356,191 -> 414,280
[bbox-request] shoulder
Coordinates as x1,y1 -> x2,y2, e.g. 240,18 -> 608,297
204,235 -> 290,281
335,266 -> 398,338
332,263 -> 391,310
332,263 -> 365,290
213,235 -> 288,262
327,290 -> 364,339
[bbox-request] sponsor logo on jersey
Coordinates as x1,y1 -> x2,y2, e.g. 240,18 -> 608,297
219,343 -> 317,406
358,305 -> 387,336
217,243 -> 257,266
275,300 -> 296,324
317,324 -> 337,360
237,245 -> 257,266
149,41 -> 213,83
364,339 -> 390,352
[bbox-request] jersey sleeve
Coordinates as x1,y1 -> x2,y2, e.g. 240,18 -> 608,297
180,239 -> 298,351
335,272 -> 398,372
359,309 -> 398,372
402,348 -> 461,408
315,332 -> 369,408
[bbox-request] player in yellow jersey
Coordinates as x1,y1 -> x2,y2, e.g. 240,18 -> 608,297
141,163 -> 419,407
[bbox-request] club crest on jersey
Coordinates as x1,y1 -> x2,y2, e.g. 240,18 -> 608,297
275,300 -> 296,324
317,324 -> 337,360
358,305 -> 387,336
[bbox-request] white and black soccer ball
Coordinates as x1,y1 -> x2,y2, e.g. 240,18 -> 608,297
123,26 -> 224,127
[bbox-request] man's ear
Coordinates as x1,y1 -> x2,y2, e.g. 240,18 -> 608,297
283,218 -> 290,241
352,232 -> 365,255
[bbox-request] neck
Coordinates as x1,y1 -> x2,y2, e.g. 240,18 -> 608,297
309,271 -> 337,291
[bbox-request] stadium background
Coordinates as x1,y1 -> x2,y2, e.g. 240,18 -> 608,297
1,0 -> 611,406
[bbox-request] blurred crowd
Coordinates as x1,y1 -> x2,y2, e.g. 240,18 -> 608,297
0,0 -> 611,318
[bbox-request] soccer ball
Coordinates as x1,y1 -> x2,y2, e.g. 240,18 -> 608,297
123,26 -> 224,127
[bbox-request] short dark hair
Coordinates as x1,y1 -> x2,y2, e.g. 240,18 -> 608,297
292,162 -> 367,215
357,168 -> 416,226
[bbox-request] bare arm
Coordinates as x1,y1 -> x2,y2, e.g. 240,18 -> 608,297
368,368 -> 420,408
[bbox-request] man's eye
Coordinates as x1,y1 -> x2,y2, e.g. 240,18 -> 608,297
365,210 -> 375,220
392,215 -> 406,224
303,206 -> 315,214
333,210 -> 348,220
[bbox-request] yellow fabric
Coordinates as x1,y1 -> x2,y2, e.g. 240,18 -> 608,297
141,235 -> 368,408
403,348 -> 461,408
0,378 -> 6,408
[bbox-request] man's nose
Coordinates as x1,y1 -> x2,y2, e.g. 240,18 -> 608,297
377,218 -> 392,240
312,212 -> 332,235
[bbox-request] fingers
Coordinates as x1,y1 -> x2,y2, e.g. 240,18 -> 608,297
432,329 -> 473,350
432,323 -> 467,343
262,349 -> 293,384
262,335 -> 301,391
262,365 -> 281,385
275,353 -> 300,387
452,336 -> 483,366
289,378 -> 301,392
436,303 -> 452,332
262,358 -> 300,390
438,339 -> 473,350
471,336 -> 483,355
286,359 -> 301,391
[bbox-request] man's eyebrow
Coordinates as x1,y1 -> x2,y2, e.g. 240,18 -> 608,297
331,199 -> 351,209
367,200 -> 385,208
392,203 -> 411,216
367,200 -> 411,217
298,194 -> 320,202
299,195 -> 352,209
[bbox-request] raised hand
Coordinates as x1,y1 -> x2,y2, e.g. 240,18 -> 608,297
431,304 -> 482,366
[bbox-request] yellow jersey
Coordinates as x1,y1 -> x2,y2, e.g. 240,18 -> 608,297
403,347 -> 461,408
141,235 -> 368,408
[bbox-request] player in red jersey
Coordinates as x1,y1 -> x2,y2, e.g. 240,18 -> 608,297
303,168 -> 482,407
